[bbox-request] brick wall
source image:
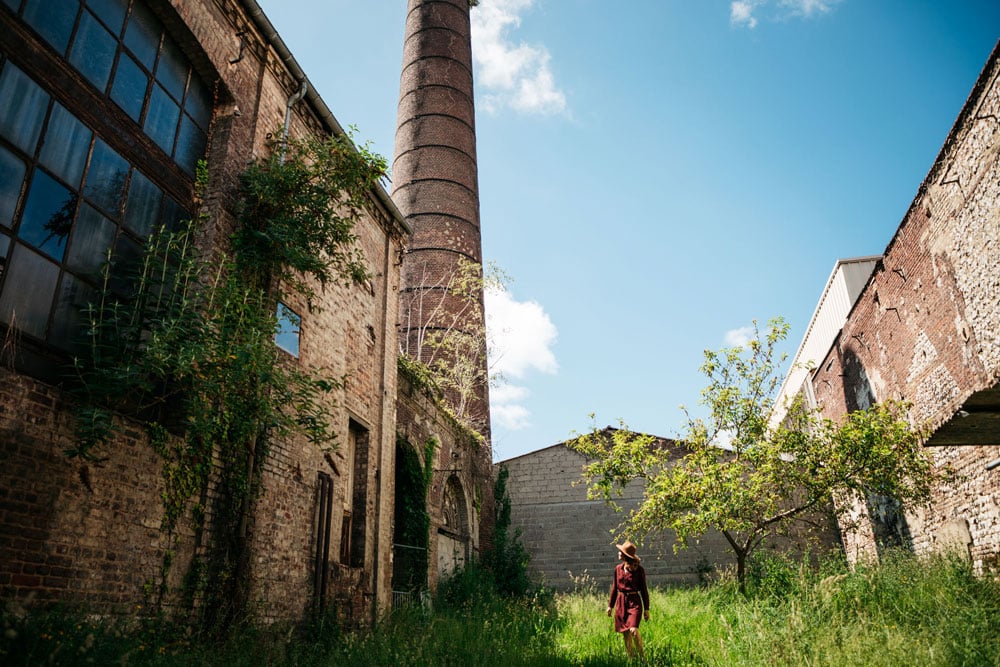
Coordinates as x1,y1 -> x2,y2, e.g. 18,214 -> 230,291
395,372 -> 494,594
0,372 -> 194,613
0,0 -> 407,625
812,43 -> 1000,569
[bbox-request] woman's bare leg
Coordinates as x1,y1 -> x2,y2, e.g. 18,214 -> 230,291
632,628 -> 644,659
623,631 -> 635,657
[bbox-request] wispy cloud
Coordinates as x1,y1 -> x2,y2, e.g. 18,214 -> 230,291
724,326 -> 755,347
470,0 -> 567,115
730,0 -> 760,29
730,0 -> 843,29
486,286 -> 558,430
780,0 -> 843,17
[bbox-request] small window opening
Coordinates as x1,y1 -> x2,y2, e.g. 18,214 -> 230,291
339,511 -> 352,566
275,301 -> 301,357
348,419 -> 370,568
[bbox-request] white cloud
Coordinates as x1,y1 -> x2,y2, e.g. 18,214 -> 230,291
779,0 -> 842,17
485,286 -> 558,379
731,0 -> 843,29
730,1 -> 759,28
724,326 -> 755,347
471,0 -> 567,115
492,402 -> 532,430
491,383 -> 530,404
485,286 -> 558,430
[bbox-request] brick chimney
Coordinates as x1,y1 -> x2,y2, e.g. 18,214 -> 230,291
393,0 -> 491,435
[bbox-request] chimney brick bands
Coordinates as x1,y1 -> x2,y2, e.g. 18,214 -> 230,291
393,0 -> 490,430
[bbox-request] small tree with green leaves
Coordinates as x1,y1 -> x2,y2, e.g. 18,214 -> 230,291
571,317 -> 940,592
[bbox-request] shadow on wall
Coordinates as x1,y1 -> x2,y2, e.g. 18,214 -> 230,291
840,346 -> 915,557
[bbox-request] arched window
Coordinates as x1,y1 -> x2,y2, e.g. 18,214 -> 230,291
442,475 -> 468,536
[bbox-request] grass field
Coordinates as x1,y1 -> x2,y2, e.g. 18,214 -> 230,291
3,550 -> 998,666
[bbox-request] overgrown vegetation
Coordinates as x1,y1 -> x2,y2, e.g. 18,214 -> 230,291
4,551 -> 997,665
396,354 -> 486,448
571,318 -> 942,591
64,132 -> 387,629
398,259 -> 508,434
482,465 -> 533,597
392,436 -> 435,593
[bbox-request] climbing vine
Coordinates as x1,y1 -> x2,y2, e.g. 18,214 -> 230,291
392,436 -> 437,592
397,354 -> 486,449
66,131 -> 387,628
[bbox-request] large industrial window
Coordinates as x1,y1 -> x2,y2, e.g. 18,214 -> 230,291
0,0 -> 211,360
10,0 -> 210,175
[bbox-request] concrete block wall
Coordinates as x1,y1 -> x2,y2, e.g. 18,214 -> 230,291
500,444 -> 735,591
812,43 -> 1000,568
500,442 -> 841,591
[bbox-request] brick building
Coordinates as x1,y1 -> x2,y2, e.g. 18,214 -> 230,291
391,0 -> 496,584
805,42 -> 1000,568
0,0 -> 493,626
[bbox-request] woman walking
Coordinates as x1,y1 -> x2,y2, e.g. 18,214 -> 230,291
606,540 -> 650,659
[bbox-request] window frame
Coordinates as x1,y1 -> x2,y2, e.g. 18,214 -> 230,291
0,1 -> 214,374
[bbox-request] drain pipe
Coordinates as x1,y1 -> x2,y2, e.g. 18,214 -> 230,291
280,80 -> 308,162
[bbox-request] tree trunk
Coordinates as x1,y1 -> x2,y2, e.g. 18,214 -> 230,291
736,548 -> 748,595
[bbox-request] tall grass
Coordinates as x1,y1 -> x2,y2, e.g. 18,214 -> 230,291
557,549 -> 1000,666
3,551 -> 998,666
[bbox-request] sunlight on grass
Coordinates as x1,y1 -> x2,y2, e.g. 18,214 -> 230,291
2,551 -> 998,666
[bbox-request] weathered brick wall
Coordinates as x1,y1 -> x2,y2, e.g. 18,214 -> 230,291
812,43 -> 1000,569
0,0 -> 406,626
0,372 -> 195,613
395,373 -> 494,594
499,444 -> 839,591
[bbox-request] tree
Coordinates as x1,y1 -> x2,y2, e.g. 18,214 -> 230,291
570,318 -> 940,592
483,465 -> 533,597
399,258 -> 508,432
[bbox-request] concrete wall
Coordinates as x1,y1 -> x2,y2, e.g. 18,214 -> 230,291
811,43 -> 1000,570
501,444 -> 700,590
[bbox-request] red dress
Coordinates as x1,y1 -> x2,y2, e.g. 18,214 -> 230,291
608,562 -> 650,632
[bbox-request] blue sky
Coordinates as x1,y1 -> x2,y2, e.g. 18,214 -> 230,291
256,0 -> 1000,462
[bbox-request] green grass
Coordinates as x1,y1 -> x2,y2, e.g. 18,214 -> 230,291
3,551 -> 999,666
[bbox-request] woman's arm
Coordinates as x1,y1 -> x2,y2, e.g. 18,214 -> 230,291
639,566 -> 651,615
607,566 -> 618,615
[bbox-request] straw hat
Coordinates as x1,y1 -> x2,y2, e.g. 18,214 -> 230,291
616,540 -> 641,562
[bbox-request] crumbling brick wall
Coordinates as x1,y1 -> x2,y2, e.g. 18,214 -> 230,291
812,42 -> 1000,569
395,372 -> 494,595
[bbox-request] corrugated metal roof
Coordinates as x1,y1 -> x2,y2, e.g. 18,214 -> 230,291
771,255 -> 880,426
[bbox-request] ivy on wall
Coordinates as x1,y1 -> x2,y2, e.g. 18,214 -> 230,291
65,131 -> 387,629
392,436 -> 436,592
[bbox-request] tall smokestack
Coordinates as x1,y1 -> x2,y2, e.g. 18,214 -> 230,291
393,0 -> 490,434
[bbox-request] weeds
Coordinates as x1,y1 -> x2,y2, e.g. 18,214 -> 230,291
3,551 -> 998,666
